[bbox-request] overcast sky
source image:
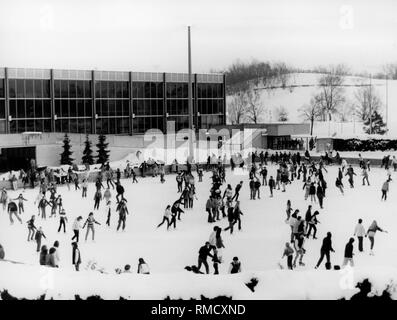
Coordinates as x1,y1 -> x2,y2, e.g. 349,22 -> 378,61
0,0 -> 396,74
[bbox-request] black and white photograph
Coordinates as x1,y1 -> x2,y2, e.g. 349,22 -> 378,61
0,0 -> 397,310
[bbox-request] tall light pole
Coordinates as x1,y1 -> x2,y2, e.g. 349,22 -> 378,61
187,26 -> 194,159
386,73 -> 389,134
369,74 -> 372,135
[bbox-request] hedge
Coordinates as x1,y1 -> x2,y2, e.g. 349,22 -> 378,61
333,138 -> 397,152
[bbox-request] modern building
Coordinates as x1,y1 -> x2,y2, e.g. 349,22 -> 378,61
208,123 -> 311,150
0,68 -> 226,135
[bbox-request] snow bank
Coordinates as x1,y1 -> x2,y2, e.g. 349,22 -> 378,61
0,261 -> 396,300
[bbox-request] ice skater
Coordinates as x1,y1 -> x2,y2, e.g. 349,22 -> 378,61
13,194 -> 28,214
354,219 -> 365,252
282,242 -> 295,270
197,242 -> 214,274
58,208 -> 68,233
115,182 -> 126,203
157,205 -> 171,230
83,212 -> 101,241
7,200 -> 22,225
35,227 -> 46,252
27,215 -> 37,241
72,242 -> 81,271
116,199 -> 129,231
381,178 -> 391,201
315,232 -> 335,269
366,220 -> 387,255
71,216 -> 83,243
342,238 -> 355,267
93,189 -> 102,210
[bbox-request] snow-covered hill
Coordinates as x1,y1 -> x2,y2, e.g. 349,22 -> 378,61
227,73 -> 397,137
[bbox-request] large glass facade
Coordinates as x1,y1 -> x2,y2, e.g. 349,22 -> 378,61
54,80 -> 92,134
165,82 -> 196,132
132,81 -> 164,133
8,79 -> 51,133
95,80 -> 130,134
197,83 -> 224,129
2,69 -> 225,135
0,79 -> 5,133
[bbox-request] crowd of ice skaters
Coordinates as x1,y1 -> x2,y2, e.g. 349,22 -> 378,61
0,149 -> 396,276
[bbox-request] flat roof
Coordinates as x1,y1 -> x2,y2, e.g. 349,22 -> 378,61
0,67 -> 224,83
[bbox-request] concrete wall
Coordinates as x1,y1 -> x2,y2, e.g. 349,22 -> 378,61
0,131 -> 203,168
0,133 -> 148,167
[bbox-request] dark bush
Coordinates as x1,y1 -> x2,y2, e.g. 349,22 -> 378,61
333,138 -> 397,152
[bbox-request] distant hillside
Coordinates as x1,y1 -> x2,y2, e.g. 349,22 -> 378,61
226,73 -> 397,137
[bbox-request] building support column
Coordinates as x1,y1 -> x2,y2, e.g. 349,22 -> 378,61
129,71 -> 133,136
91,71 -> 96,134
163,72 -> 167,134
194,74 -> 198,131
50,69 -> 55,132
222,74 -> 226,125
4,68 -> 10,134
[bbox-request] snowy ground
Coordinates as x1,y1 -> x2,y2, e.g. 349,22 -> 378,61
0,164 -> 396,299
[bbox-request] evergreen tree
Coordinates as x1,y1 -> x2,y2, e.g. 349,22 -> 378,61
363,111 -> 387,135
96,134 -> 110,164
82,135 -> 94,165
60,134 -> 74,165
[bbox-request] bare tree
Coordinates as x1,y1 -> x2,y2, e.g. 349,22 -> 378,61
316,64 -> 347,121
354,85 -> 382,121
276,106 -> 289,122
226,93 -> 247,124
337,103 -> 355,122
245,90 -> 265,124
299,96 -> 322,135
383,63 -> 397,80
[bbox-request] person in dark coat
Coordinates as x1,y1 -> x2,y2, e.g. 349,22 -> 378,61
35,227 -> 46,252
27,215 -> 37,241
39,245 -> 48,265
115,182 -> 126,203
343,237 -> 355,267
58,209 -> 68,233
249,179 -> 255,200
306,210 -> 319,239
171,199 -> 184,221
231,181 -> 243,201
304,205 -> 312,234
116,200 -> 129,231
254,178 -> 261,199
315,232 -> 335,269
309,183 -> 316,203
95,177 -> 104,191
0,244 -> 5,260
197,242 -> 214,274
72,242 -> 81,271
268,176 -> 275,197
228,256 -> 242,274
46,247 -> 58,268
8,200 -> 22,224
224,205 -> 235,234
345,165 -> 356,188
232,201 -> 243,231
93,190 -> 102,210
316,184 -> 325,209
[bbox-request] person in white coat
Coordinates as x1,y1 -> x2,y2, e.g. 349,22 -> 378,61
71,216 -> 83,243
353,219 -> 366,252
